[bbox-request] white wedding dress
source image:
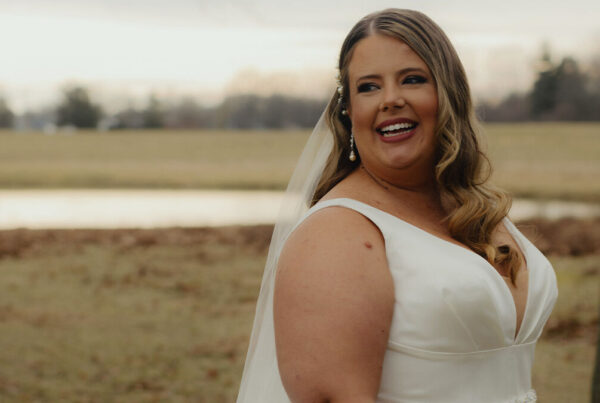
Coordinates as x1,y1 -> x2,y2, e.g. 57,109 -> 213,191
239,197 -> 558,403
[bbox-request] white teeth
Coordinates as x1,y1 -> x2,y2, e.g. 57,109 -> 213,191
379,122 -> 416,133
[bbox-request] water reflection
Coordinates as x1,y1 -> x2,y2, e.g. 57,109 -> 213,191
0,190 -> 598,229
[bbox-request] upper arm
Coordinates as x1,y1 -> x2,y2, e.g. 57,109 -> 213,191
274,207 -> 395,403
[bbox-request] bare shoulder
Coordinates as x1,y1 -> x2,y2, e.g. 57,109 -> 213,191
280,205 -> 386,265
277,206 -> 389,296
274,206 -> 394,402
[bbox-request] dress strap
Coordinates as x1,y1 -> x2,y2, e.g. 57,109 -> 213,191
292,198 -> 392,239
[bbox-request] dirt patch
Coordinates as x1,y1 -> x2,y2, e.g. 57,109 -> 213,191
0,217 -> 598,259
517,217 -> 600,256
543,316 -> 598,344
0,225 -> 273,259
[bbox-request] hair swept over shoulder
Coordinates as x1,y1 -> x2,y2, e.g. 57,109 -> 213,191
312,9 -> 521,285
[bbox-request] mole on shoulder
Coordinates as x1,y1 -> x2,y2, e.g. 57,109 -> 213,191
364,241 -> 373,249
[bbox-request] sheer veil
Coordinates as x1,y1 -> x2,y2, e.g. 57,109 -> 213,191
236,107 -> 334,402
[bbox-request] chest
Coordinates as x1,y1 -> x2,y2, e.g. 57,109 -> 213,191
381,222 -> 534,351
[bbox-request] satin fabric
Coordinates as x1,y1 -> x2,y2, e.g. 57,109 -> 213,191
239,197 -> 558,402
309,199 -> 557,402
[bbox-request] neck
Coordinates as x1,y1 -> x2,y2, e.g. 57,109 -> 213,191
358,164 -> 446,217
360,164 -> 438,197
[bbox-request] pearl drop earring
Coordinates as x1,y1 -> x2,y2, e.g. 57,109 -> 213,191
349,132 -> 357,162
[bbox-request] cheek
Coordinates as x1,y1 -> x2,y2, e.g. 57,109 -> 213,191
417,92 -> 438,123
350,100 -> 375,128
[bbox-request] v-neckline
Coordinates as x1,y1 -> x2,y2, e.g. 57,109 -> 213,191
321,198 -> 532,344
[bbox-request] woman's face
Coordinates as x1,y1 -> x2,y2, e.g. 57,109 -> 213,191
347,34 -> 438,183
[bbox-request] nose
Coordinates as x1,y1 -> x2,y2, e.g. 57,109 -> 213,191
379,85 -> 406,112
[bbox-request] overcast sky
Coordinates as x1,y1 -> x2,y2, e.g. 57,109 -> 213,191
1,0 -> 598,112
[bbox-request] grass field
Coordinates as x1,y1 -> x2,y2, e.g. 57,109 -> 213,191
0,226 -> 271,402
0,129 -> 308,190
1,123 -> 599,201
0,220 -> 598,402
0,123 -> 598,401
484,123 -> 600,202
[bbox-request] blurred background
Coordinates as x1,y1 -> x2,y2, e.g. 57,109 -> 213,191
0,0 -> 598,402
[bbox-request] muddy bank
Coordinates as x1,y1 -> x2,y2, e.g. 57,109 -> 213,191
0,217 -> 599,259
517,217 -> 600,256
0,225 -> 274,259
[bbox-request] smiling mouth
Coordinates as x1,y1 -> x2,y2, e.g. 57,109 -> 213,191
376,122 -> 418,137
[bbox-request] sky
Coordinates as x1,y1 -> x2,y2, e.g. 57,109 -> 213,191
0,0 -> 599,113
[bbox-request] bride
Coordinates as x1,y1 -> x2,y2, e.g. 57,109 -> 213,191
237,9 -> 557,402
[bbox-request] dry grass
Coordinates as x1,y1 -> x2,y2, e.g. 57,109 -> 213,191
533,254 -> 599,403
0,130 -> 307,190
0,221 -> 597,402
1,123 -> 599,200
485,122 -> 600,202
0,226 -> 271,402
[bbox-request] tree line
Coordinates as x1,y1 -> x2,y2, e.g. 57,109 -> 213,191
478,52 -> 600,121
1,51 -> 599,130
1,90 -> 328,131
105,92 -> 327,130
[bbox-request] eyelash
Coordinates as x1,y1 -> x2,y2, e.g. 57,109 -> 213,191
404,75 -> 427,84
357,83 -> 378,93
357,75 -> 427,92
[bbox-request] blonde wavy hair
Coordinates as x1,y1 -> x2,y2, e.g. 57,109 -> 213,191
312,9 -> 522,285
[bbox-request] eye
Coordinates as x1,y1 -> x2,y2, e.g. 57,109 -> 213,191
403,75 -> 427,84
357,83 -> 379,93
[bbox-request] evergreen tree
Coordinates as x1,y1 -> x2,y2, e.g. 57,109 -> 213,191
56,86 -> 102,128
553,57 -> 589,120
530,48 -> 558,119
142,94 -> 164,128
0,97 -> 14,128
530,48 -> 595,120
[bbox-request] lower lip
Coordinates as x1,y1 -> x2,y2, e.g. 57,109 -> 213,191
377,126 -> 417,143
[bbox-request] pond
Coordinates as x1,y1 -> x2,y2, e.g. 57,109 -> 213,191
0,190 -> 598,229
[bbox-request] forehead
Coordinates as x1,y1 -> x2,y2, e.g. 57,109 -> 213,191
348,34 -> 429,78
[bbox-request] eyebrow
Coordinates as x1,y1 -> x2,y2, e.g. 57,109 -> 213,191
356,67 -> 428,83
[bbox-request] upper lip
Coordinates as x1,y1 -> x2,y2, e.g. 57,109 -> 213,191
375,118 -> 418,131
